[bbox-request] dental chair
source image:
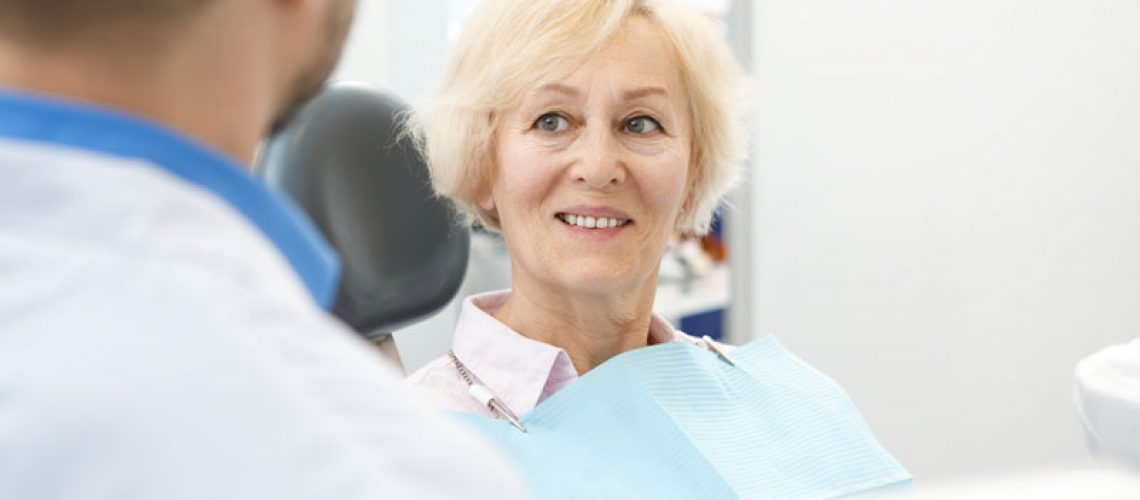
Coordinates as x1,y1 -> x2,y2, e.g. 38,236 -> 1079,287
256,82 -> 469,367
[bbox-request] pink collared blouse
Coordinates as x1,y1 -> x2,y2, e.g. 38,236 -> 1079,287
405,290 -> 690,418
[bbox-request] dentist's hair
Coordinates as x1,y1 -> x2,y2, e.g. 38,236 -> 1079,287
0,0 -> 212,46
407,0 -> 750,235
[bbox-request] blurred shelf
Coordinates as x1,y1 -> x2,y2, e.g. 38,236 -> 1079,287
654,265 -> 729,324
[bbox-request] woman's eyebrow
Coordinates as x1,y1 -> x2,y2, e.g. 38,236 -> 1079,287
524,84 -> 672,115
528,84 -> 669,102
622,87 -> 668,101
531,83 -> 581,97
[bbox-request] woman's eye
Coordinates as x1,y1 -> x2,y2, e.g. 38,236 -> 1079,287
535,113 -> 570,132
624,116 -> 661,134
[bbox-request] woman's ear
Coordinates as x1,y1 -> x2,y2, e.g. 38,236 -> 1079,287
682,190 -> 696,214
478,188 -> 496,212
681,166 -> 700,215
477,193 -> 501,230
683,151 -> 702,212
673,190 -> 695,234
476,150 -> 498,212
675,160 -> 700,232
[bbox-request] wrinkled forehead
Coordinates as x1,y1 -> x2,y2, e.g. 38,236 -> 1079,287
502,16 -> 690,116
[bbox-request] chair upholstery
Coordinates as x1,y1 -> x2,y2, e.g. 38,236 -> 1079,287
258,82 -> 469,340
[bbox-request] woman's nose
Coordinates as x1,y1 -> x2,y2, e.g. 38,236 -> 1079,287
571,127 -> 627,189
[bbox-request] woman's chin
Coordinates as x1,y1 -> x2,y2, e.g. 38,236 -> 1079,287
547,267 -> 652,298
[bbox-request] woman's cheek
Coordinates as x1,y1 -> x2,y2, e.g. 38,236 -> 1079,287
642,150 -> 691,209
496,143 -> 555,202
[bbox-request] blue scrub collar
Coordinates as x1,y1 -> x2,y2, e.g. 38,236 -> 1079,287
0,89 -> 341,309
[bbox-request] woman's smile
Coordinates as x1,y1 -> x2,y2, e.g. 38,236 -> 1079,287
554,205 -> 635,241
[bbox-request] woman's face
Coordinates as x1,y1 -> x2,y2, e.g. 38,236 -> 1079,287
485,17 -> 692,298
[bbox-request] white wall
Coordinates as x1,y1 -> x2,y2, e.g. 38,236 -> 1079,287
752,0 -> 1140,480
333,0 -> 449,102
333,0 -> 389,88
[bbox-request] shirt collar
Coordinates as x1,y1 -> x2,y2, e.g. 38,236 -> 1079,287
452,291 -> 566,416
452,290 -> 682,416
0,89 -> 340,308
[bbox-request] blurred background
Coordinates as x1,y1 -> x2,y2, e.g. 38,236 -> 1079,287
331,0 -> 1140,486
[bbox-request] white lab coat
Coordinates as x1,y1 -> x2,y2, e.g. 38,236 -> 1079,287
0,92 -> 526,500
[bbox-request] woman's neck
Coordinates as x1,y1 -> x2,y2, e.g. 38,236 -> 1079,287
494,276 -> 659,375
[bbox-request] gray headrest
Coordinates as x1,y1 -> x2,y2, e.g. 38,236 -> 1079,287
257,82 -> 468,339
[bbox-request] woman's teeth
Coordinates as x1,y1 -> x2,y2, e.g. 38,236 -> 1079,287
558,213 -> 630,229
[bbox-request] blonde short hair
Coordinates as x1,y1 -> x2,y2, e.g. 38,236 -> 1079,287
409,0 -> 749,235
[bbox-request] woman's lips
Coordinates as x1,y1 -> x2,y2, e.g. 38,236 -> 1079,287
556,212 -> 632,229
554,205 -> 634,230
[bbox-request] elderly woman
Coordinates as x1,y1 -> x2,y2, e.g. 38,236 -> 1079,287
408,0 -> 744,412
406,0 -> 908,497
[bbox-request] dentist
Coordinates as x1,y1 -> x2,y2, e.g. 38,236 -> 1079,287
0,1 -> 524,499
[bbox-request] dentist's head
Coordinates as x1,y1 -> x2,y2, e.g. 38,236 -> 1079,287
0,2 -> 538,498
0,0 -> 358,164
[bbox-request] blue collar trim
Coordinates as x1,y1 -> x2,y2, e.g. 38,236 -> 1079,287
0,90 -> 341,309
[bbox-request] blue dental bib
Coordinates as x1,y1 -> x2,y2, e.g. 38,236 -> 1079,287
454,336 -> 910,499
